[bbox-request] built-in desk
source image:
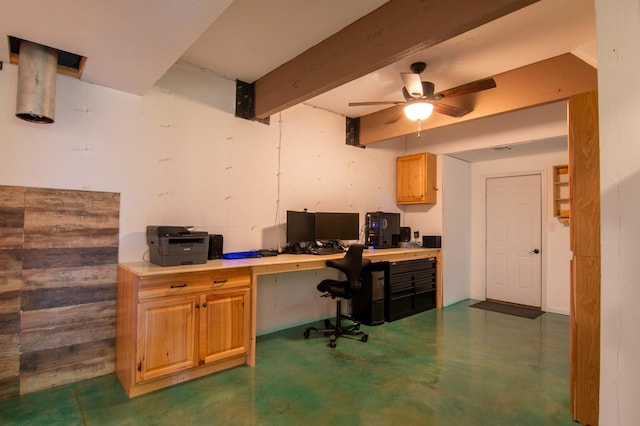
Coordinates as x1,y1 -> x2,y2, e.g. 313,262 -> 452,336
116,247 -> 440,397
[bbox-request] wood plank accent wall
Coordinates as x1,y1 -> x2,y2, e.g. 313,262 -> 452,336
568,91 -> 600,426
0,186 -> 119,399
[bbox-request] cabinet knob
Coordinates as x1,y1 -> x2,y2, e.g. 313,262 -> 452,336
195,303 -> 200,309
203,303 -> 208,308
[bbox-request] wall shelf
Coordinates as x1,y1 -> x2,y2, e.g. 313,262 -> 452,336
553,164 -> 570,225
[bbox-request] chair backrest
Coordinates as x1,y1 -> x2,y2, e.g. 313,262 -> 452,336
325,244 -> 371,290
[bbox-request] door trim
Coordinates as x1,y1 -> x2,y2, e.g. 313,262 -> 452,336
482,170 -> 548,310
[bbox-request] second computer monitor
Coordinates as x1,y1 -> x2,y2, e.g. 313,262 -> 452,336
286,210 -> 316,244
314,212 -> 359,241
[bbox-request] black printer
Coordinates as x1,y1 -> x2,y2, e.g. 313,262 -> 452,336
146,226 -> 209,266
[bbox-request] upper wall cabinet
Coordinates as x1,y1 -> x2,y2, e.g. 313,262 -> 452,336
396,152 -> 437,204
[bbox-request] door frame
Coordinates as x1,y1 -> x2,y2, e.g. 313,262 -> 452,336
482,170 -> 548,310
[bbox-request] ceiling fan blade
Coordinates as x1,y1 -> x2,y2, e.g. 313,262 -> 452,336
349,101 -> 403,106
436,78 -> 497,98
434,102 -> 472,118
401,72 -> 423,98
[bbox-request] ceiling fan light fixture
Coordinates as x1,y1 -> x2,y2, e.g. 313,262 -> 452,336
404,101 -> 433,121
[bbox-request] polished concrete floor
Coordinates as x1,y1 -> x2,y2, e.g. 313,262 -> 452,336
0,300 -> 575,425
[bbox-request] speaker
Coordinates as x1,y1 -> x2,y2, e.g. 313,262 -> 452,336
422,235 -> 441,248
208,234 -> 224,259
400,226 -> 412,242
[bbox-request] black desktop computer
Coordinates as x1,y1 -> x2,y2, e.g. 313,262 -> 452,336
352,266 -> 385,326
365,211 -> 400,248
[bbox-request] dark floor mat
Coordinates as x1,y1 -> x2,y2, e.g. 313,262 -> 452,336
470,300 -> 544,319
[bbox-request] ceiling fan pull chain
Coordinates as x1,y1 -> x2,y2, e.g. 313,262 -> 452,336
417,119 -> 422,137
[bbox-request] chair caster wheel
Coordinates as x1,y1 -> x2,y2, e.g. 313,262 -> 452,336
361,333 -> 368,342
328,334 -> 337,348
303,330 -> 310,338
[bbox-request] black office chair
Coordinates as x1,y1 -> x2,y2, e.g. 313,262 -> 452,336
303,244 -> 372,348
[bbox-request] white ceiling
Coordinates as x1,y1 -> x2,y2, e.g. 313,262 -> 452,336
447,136 -> 567,163
1,0 -> 596,134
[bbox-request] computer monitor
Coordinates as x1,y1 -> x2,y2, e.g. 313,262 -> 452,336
286,210 -> 315,243
314,212 -> 360,241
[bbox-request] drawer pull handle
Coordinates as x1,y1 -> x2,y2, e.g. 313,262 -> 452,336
170,283 -> 188,289
213,279 -> 228,284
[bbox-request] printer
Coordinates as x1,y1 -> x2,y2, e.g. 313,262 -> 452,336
146,226 -> 209,266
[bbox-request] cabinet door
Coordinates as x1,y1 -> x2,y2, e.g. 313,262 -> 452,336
199,288 -> 250,364
136,296 -> 198,382
396,152 -> 437,204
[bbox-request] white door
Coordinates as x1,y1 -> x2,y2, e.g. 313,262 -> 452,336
486,174 -> 542,307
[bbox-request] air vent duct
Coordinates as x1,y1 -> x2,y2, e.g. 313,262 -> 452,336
16,40 -> 58,123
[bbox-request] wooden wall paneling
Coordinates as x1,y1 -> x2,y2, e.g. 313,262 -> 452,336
115,266 -> 137,397
0,185 -> 120,398
569,91 -> 601,257
568,91 -> 600,426
0,186 -> 25,399
571,255 -> 601,424
19,187 -> 120,395
22,187 -> 120,250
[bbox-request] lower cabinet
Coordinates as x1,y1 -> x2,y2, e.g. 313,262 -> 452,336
117,266 -> 252,397
199,288 -> 251,364
137,296 -> 198,382
385,257 -> 437,322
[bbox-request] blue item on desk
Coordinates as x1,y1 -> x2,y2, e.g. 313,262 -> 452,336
222,249 -> 278,259
222,251 -> 260,259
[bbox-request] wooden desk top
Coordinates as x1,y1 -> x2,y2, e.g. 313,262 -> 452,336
119,247 -> 440,277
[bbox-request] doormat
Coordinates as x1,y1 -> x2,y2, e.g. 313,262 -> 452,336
470,300 -> 544,319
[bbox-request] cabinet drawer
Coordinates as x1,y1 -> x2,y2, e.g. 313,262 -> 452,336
389,258 -> 435,275
138,268 -> 250,300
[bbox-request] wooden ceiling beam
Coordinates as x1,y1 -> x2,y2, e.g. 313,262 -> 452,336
358,53 -> 598,145
253,0 -> 540,119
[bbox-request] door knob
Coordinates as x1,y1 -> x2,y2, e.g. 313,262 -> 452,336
529,249 -> 540,255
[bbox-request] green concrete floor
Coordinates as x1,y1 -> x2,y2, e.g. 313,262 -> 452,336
0,300 -> 575,425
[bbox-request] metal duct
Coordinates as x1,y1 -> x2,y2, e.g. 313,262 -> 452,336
16,40 -> 58,123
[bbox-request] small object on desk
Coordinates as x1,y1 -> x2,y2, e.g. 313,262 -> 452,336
222,249 -> 279,259
422,235 -> 442,248
222,251 -> 260,259
309,246 -> 344,255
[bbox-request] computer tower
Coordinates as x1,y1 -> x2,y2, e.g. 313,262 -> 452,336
352,267 -> 385,326
365,211 -> 400,248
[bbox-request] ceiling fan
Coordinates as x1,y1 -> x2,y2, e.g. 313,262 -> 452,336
349,62 -> 497,122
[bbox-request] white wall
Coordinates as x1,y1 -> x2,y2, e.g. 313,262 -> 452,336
0,62 -> 404,335
0,63 -> 403,259
441,156 -> 471,306
0,57 -> 573,336
596,0 -> 640,423
401,102 -> 571,314
469,150 -> 571,314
